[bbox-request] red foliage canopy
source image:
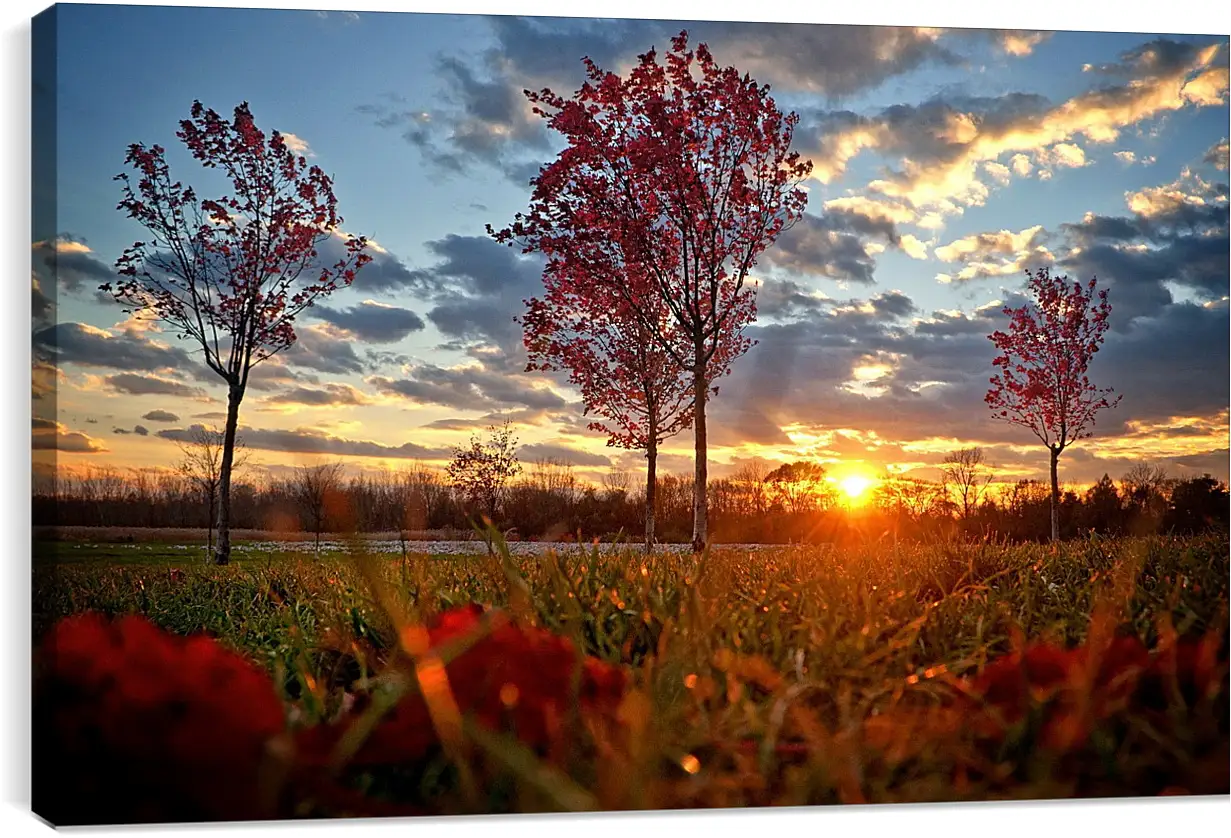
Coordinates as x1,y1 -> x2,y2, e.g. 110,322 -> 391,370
986,267 -> 1122,454
105,101 -> 372,387
491,32 -> 810,372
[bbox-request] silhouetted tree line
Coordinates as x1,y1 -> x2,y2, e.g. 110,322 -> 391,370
33,458 -> 1228,545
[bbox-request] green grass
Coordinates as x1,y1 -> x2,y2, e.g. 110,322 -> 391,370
32,533 -> 1230,813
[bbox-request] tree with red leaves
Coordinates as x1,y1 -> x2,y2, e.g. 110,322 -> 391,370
104,101 -> 372,564
490,32 -> 812,552
986,267 -> 1121,541
521,292 -> 694,552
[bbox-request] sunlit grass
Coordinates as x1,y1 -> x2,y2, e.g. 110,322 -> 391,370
31,532 -> 1229,816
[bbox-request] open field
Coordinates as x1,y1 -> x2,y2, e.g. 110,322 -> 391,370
32,533 -> 1229,819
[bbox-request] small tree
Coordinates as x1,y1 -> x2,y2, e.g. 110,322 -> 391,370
491,32 -> 812,552
986,268 -> 1121,541
940,447 -> 994,523
104,101 -> 372,564
292,461 -> 345,554
521,294 -> 693,552
447,421 -> 522,529
174,424 -> 249,558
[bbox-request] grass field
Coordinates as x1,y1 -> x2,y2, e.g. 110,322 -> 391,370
31,532 -> 1230,821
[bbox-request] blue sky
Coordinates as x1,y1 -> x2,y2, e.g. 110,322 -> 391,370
30,2 -> 1231,491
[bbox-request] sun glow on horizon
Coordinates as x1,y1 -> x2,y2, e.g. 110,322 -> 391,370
838,474 -> 876,505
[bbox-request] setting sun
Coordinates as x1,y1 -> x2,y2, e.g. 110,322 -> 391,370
838,475 -> 876,504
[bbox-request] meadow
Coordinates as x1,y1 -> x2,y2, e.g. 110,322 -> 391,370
32,532 -> 1230,821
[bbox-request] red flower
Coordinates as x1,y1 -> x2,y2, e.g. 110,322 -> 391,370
34,613 -> 286,825
298,605 -> 627,768
962,632 -> 1226,751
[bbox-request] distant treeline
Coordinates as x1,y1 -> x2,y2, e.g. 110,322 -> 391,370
32,459 -> 1230,545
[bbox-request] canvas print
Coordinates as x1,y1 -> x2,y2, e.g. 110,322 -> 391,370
30,2 -> 1230,826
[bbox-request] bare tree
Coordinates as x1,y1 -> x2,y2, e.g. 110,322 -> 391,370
292,462 -> 346,554
175,425 -> 249,558
941,447 -> 994,521
601,467 -> 632,500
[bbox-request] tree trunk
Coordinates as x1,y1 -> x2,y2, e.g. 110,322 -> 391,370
1049,446 -> 1060,543
644,437 -> 657,554
213,384 -> 243,565
691,362 -> 708,553
206,485 -> 216,561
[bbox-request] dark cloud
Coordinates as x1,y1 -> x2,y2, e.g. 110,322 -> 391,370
141,410 -> 180,422
331,237 -> 419,293
265,383 -> 371,407
408,235 -> 545,366
765,211 -> 899,284
282,326 -> 368,375
1099,301 -> 1230,424
1058,172 -> 1229,324
367,19 -> 1020,183
519,442 -> 611,467
31,236 -> 115,293
369,364 -> 565,412
105,373 -> 209,399
34,322 -> 201,374
113,425 -> 150,436
422,407 -> 557,431
311,301 -> 426,343
32,422 -> 107,453
32,277 -> 53,325
157,424 -> 449,461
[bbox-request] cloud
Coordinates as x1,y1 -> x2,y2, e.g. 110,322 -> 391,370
264,383 -> 373,407
800,37 -> 1227,222
996,30 -> 1050,57
32,276 -> 53,325
105,373 -> 209,399
311,300 -> 425,343
32,420 -> 107,453
282,324 -> 368,375
519,442 -> 611,467
1114,150 -> 1157,166
365,19 -> 1049,182
280,132 -> 313,157
157,424 -> 448,461
1205,138 -> 1230,171
764,208 -> 913,284
113,425 -> 150,436
141,410 -> 180,422
1059,167 -> 1228,322
31,236 -> 115,293
34,322 -> 202,375
407,234 -> 545,366
369,364 -> 566,412
934,225 -> 1054,283
324,234 -> 418,293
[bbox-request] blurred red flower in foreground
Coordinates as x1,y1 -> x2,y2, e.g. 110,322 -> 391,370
961,631 -> 1227,752
33,608 -> 628,824
33,612 -> 287,825
297,604 -> 628,768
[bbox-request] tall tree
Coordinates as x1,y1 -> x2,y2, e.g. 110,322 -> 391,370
491,31 -> 811,552
103,101 -> 372,564
174,424 -> 249,558
521,294 -> 693,552
986,267 -> 1121,542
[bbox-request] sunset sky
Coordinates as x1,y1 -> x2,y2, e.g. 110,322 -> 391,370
31,2 -> 1230,491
